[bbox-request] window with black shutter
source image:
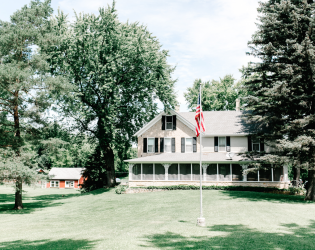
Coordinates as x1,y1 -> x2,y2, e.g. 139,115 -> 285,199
161,115 -> 166,130
181,138 -> 185,153
193,137 -> 197,153
226,136 -> 230,152
173,115 -> 176,130
166,116 -> 173,130
155,138 -> 159,153
248,136 -> 252,151
171,138 -> 175,153
260,138 -> 265,152
143,138 -> 147,153
214,137 -> 218,152
160,138 -> 164,152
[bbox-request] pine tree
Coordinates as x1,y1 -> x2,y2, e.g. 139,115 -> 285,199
0,0 -> 58,209
244,0 -> 315,200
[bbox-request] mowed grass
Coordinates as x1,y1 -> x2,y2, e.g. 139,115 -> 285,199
0,186 -> 314,250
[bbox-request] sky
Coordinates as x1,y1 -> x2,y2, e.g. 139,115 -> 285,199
1,0 -> 263,112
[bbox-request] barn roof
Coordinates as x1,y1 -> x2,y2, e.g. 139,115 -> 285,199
49,168 -> 84,180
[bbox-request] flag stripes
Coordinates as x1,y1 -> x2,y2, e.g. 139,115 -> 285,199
195,93 -> 205,137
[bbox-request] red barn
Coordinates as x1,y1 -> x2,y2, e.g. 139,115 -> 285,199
47,168 -> 85,189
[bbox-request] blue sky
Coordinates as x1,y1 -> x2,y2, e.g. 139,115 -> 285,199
1,0 -> 262,111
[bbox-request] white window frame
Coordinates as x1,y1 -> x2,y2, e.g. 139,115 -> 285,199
65,180 -> 74,188
147,137 -> 155,153
50,180 -> 59,188
218,137 -> 226,152
164,137 -> 172,153
185,137 -> 194,153
252,139 -> 260,152
166,116 -> 173,130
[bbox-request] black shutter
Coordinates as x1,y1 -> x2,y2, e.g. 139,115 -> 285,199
248,136 -> 252,151
260,138 -> 265,152
226,136 -> 231,152
173,115 -> 176,130
155,138 -> 158,153
162,115 -> 166,130
172,138 -> 175,153
181,138 -> 185,153
143,138 -> 147,153
193,137 -> 197,153
214,137 -> 218,152
160,138 -> 164,153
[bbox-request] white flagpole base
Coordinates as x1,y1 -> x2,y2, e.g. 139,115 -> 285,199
197,217 -> 206,227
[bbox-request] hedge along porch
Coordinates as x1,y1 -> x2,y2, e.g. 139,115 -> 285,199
126,153 -> 289,189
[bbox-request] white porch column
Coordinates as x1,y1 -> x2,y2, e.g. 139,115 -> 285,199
283,165 -> 289,181
129,164 -> 134,181
241,165 -> 248,182
202,164 -> 208,181
163,164 -> 171,181
153,163 -> 155,181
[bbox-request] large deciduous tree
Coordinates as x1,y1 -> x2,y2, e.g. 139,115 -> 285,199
45,2 -> 177,188
0,0 -> 60,209
184,75 -> 246,112
244,0 -> 315,201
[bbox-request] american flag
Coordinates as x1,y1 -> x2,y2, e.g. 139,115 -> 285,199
195,93 -> 205,137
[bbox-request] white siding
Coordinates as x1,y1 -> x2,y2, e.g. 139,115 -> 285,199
230,136 -> 247,152
202,137 -> 214,152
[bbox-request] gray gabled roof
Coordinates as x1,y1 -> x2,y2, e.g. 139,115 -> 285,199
49,168 -> 84,180
180,111 -> 246,136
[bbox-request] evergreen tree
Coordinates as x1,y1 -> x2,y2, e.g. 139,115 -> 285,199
244,0 -> 315,200
44,2 -> 177,188
184,75 -> 246,111
0,0 -> 58,209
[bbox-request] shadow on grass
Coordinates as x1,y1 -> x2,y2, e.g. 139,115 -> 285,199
220,190 -> 308,204
142,220 -> 315,249
0,238 -> 97,250
0,188 -> 110,214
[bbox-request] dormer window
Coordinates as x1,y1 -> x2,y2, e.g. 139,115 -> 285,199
162,115 -> 176,130
166,116 -> 173,130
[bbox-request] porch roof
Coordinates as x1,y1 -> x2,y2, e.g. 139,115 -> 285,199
125,153 -> 251,164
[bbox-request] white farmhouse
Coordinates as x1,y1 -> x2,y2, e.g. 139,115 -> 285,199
125,104 -> 289,189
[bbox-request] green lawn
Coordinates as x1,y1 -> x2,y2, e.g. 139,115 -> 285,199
0,185 -> 314,250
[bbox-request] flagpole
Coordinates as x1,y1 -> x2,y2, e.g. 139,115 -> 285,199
197,81 -> 205,227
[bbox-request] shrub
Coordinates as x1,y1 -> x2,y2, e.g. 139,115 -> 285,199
115,185 -> 127,194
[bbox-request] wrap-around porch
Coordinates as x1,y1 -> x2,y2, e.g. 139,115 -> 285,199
128,163 -> 289,189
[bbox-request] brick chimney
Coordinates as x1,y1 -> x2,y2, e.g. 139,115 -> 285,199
236,99 -> 240,111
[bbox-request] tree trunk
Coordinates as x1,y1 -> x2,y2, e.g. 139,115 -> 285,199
104,146 -> 116,187
14,177 -> 23,209
293,167 -> 301,187
305,169 -> 315,201
13,92 -> 23,208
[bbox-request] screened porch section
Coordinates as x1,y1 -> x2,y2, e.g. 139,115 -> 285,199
129,163 -> 284,182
